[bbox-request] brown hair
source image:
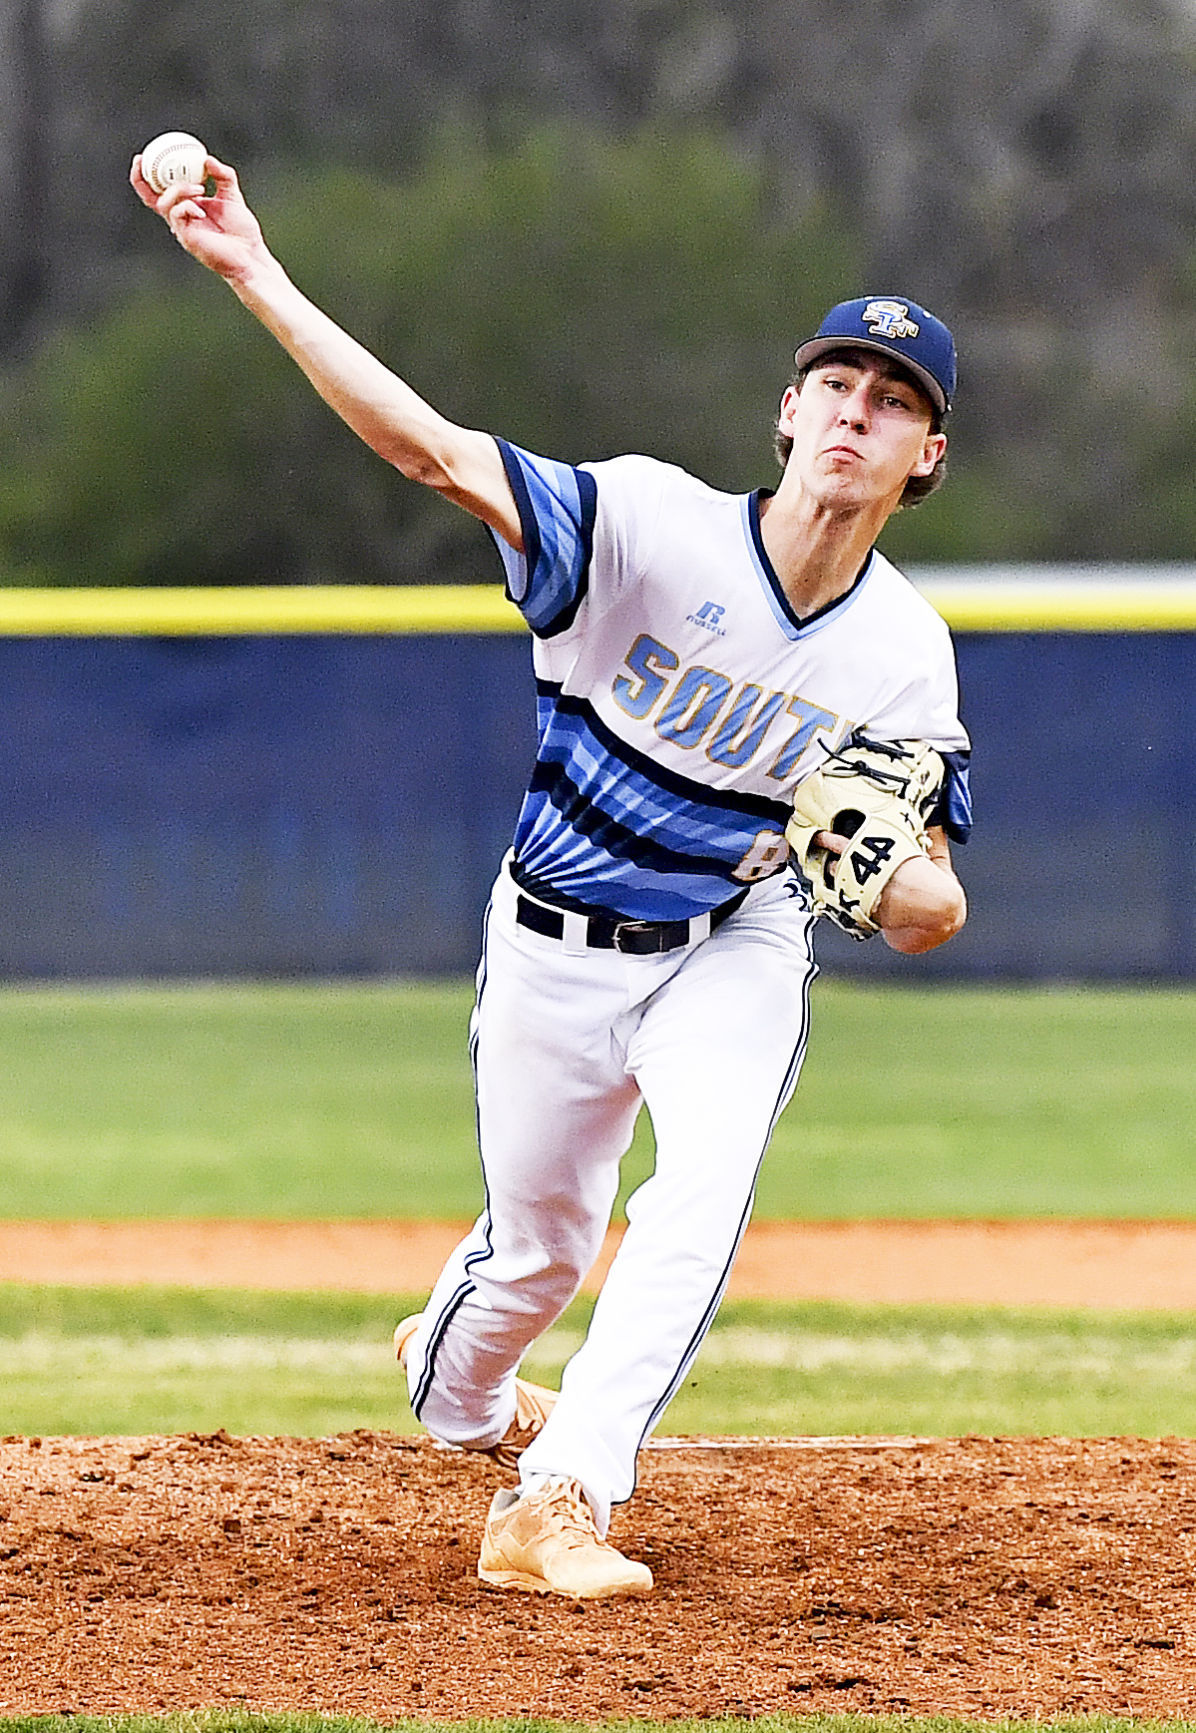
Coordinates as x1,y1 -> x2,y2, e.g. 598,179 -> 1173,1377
772,348 -> 948,508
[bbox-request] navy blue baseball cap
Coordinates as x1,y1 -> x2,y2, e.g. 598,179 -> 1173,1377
793,296 -> 957,416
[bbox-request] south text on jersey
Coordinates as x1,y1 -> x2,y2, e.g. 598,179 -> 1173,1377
611,632 -> 841,784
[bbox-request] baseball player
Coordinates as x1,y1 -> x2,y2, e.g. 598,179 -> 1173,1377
134,152 -> 971,1601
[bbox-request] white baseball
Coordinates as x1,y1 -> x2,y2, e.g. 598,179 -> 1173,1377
140,131 -> 209,195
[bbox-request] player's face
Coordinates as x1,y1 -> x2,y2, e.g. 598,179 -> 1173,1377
778,355 -> 947,510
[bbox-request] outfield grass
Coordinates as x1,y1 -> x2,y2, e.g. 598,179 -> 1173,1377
4,1285 -> 1196,1438
2,1711 -> 1195,1733
1,979 -> 1194,1221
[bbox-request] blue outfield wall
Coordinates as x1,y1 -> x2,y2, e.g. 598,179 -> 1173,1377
0,624 -> 1191,981
0,633 -> 533,979
824,629 -> 1196,981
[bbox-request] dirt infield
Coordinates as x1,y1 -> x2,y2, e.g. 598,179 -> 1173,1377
6,1220 -> 1196,1717
2,1430 -> 1195,1718
8,1216 -> 1196,1307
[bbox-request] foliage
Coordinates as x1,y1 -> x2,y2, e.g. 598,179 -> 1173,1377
3,0 -> 1196,562
0,126 -> 858,586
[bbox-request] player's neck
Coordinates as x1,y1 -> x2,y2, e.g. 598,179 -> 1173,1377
757,486 -> 894,618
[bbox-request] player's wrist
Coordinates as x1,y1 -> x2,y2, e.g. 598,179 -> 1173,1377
227,249 -> 289,302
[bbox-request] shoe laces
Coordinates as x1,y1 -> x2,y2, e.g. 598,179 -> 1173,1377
535,1479 -> 603,1551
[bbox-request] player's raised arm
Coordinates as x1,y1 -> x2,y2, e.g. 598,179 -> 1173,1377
129,148 -> 523,550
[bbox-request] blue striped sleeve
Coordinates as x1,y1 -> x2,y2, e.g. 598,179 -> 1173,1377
490,439 -> 598,638
936,750 -> 972,844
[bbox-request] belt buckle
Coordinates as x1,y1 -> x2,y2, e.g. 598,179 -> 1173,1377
610,918 -> 662,955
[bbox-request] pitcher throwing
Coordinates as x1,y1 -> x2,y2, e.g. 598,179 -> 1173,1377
134,148 -> 972,1599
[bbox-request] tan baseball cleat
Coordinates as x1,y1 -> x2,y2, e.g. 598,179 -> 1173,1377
393,1314 -> 424,1371
393,1313 -> 558,1471
483,1373 -> 558,1471
478,1477 -> 653,1598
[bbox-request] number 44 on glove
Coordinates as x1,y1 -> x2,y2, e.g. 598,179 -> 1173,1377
785,732 -> 946,940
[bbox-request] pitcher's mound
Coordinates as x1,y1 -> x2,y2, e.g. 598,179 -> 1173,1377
1,1431 -> 1193,1718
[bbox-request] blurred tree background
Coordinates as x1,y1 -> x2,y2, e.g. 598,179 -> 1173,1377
1,0 -> 1195,584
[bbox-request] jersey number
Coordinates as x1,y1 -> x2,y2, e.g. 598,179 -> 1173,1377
733,830 -> 790,883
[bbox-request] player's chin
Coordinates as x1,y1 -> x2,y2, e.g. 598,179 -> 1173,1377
809,473 -> 864,509
813,465 -> 888,508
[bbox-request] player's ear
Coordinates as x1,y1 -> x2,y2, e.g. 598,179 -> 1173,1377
777,382 -> 802,430
910,430 -> 947,478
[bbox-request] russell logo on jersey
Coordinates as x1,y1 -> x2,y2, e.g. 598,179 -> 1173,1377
685,601 -> 728,636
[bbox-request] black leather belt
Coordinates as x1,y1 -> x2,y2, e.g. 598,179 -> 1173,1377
514,885 -> 748,955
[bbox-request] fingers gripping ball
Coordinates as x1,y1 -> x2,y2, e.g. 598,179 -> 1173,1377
786,732 -> 946,940
140,132 -> 209,194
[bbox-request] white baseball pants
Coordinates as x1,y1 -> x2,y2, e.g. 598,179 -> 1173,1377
402,857 -> 818,1533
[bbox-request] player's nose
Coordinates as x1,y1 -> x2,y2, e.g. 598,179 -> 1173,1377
839,384 -> 872,430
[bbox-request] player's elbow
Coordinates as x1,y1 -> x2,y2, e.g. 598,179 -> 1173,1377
385,434 -> 458,491
876,856 -> 967,954
881,878 -> 967,954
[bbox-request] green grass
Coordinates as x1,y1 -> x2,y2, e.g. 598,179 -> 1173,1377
1,978 -> 1195,1221
0,980 -> 479,1220
787,981 -> 1196,1218
4,1285 -> 1196,1438
2,1712 -> 1196,1733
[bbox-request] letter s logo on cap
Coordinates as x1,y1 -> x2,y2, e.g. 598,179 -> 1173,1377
862,299 -> 920,341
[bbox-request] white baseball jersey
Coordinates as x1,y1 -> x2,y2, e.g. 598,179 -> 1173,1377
489,441 -> 972,921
